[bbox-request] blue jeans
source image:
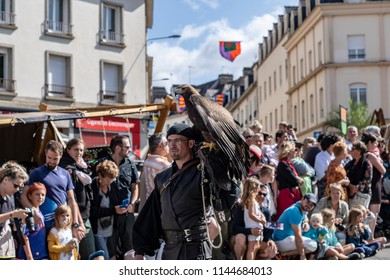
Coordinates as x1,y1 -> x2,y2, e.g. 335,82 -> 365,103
94,236 -> 110,260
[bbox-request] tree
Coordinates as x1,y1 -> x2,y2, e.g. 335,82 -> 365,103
323,100 -> 370,133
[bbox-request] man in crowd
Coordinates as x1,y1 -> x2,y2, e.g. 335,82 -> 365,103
101,135 -> 139,259
21,140 -> 86,241
272,193 -> 318,260
133,123 -> 215,260
138,132 -> 171,212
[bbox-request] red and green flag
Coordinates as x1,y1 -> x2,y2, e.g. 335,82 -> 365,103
219,41 -> 241,62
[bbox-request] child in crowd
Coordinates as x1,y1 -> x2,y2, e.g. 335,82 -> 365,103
258,165 -> 276,218
319,208 -> 360,260
346,208 -> 381,258
241,177 -> 266,260
303,213 -> 328,259
353,204 -> 387,247
47,205 -> 79,260
17,182 -> 48,260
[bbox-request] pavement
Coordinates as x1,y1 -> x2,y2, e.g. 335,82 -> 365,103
368,240 -> 390,260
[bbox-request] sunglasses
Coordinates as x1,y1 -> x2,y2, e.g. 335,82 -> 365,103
11,179 -> 24,190
258,192 -> 267,197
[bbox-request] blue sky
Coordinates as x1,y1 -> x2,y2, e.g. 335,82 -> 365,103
148,0 -> 297,90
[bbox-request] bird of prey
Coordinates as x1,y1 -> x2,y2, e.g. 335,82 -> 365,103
175,84 -> 249,182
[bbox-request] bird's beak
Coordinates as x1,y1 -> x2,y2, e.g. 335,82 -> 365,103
174,87 -> 182,96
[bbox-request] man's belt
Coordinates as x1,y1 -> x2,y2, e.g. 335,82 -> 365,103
163,226 -> 207,244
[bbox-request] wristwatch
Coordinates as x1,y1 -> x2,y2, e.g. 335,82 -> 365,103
72,222 -> 80,229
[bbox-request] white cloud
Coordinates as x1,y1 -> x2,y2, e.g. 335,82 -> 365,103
184,0 -> 219,10
149,9 -> 281,91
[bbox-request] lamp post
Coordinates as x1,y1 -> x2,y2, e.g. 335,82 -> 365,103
147,34 -> 181,42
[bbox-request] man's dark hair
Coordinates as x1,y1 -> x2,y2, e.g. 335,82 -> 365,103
110,135 -> 130,153
149,133 -> 165,154
320,134 -> 340,151
275,130 -> 285,140
45,140 -> 64,155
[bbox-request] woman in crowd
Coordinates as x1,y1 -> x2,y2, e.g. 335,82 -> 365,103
344,141 -> 373,205
361,133 -> 386,236
275,141 -> 303,220
0,162 -> 29,259
90,160 -> 125,260
312,183 -> 349,244
324,141 -> 350,199
59,138 -> 95,259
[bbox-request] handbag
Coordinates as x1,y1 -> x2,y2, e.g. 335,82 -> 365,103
348,191 -> 371,209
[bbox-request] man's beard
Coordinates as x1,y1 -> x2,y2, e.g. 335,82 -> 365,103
46,163 -> 57,171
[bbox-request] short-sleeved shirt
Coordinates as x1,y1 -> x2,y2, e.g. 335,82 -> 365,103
272,202 -> 306,241
28,165 -> 74,226
0,195 -> 15,258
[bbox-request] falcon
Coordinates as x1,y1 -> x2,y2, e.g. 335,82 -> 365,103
175,84 -> 249,181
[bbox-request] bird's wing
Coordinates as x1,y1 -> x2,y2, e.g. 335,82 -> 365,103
189,94 -> 249,179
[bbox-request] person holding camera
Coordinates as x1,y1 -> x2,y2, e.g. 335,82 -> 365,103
0,161 -> 29,259
17,182 -> 48,260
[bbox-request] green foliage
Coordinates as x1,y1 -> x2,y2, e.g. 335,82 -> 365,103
323,100 -> 370,133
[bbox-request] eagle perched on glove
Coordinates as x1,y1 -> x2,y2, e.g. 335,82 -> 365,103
175,84 -> 250,182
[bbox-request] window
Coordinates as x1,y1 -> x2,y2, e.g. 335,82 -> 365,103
254,93 -> 258,117
259,86 -> 262,104
279,65 -> 282,85
348,35 -> 365,61
45,0 -> 72,35
301,100 -> 305,128
273,71 -> 277,91
264,81 -> 267,100
100,61 -> 125,104
292,66 -> 296,85
275,109 -> 278,129
265,116 -> 268,132
0,0 -> 15,26
100,3 -> 124,45
319,87 -> 324,118
46,53 -> 72,99
269,76 -> 272,95
294,105 -> 297,129
270,113 -> 273,132
350,83 -> 367,105
308,50 -> 312,72
285,59 -> 288,79
300,58 -> 304,79
280,105 -> 283,123
318,41 -> 322,65
310,94 -> 314,123
0,47 -> 14,92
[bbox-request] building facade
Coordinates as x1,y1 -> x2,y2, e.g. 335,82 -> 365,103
0,0 -> 153,153
229,0 -> 390,139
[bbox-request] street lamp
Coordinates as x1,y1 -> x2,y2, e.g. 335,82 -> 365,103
147,34 -> 181,42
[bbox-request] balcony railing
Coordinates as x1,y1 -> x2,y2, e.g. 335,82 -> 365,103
99,30 -> 125,45
45,84 -> 73,99
0,78 -> 16,92
99,90 -> 125,104
45,20 -> 73,35
0,11 -> 15,25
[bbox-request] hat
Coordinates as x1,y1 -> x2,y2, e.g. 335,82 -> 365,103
303,193 -> 317,206
249,145 -> 262,160
167,123 -> 195,139
88,250 -> 105,260
27,182 -> 46,196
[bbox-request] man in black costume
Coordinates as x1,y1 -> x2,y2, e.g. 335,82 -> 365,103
133,123 -> 214,260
